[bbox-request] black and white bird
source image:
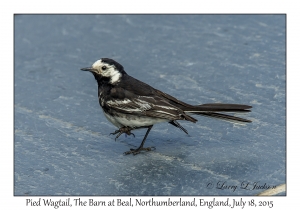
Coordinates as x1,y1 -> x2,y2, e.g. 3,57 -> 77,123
81,58 -> 252,155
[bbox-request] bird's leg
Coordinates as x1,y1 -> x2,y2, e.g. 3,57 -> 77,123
124,125 -> 154,155
110,127 -> 135,141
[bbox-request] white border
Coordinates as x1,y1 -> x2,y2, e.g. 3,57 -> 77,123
2,0 -> 297,209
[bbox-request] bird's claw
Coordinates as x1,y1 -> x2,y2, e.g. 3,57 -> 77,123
109,127 -> 135,141
110,130 -> 119,136
125,133 -> 135,138
123,146 -> 156,155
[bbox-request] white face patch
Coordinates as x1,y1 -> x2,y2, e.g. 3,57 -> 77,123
109,70 -> 122,84
91,59 -> 122,84
92,59 -> 103,70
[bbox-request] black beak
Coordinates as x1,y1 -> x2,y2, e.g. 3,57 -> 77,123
81,67 -> 94,72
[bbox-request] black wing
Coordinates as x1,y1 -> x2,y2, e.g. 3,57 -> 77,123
104,87 -> 197,123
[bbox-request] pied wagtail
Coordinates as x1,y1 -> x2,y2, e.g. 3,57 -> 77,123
81,58 -> 252,155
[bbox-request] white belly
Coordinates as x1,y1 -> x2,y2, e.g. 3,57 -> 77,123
114,115 -> 168,128
102,110 -> 168,128
103,111 -> 123,128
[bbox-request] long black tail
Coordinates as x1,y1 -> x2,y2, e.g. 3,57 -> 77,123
185,103 -> 252,123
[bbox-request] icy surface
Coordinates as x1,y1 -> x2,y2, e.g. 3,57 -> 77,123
14,15 -> 285,195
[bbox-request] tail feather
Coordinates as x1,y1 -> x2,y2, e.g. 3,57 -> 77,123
185,103 -> 252,123
188,103 -> 252,112
193,112 -> 252,123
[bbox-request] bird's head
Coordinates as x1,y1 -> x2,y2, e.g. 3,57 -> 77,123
81,58 -> 127,84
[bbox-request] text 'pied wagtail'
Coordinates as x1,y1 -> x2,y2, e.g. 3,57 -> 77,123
81,58 -> 252,155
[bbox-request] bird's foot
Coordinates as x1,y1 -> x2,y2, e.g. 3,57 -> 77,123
123,146 -> 156,155
110,127 -> 135,141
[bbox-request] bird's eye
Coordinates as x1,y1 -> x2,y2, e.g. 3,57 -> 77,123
102,66 -> 107,70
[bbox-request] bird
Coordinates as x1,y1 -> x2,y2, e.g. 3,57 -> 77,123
81,58 -> 252,155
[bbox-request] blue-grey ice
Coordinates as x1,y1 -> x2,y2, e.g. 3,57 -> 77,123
14,15 -> 285,196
